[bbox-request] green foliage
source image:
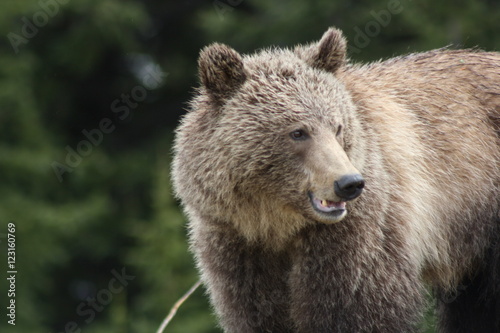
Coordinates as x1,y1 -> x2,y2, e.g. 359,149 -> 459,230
0,0 -> 497,331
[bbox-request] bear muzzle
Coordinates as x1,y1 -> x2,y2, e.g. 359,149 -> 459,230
308,174 -> 364,223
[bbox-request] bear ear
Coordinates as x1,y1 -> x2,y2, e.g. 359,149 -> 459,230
198,43 -> 247,104
296,27 -> 347,73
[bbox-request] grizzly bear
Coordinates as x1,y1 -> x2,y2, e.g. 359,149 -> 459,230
172,27 -> 500,332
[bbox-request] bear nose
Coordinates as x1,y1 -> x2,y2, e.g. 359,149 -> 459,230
334,174 -> 365,201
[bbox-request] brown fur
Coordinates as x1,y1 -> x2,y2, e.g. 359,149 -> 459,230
172,27 -> 500,332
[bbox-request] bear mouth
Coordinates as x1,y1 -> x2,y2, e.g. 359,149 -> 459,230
308,192 -> 347,220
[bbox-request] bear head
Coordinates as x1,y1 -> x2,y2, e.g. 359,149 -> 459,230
173,28 -> 367,246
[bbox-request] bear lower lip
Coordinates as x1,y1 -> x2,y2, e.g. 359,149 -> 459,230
308,193 -> 346,214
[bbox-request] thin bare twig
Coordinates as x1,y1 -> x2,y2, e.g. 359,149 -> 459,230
156,280 -> 202,333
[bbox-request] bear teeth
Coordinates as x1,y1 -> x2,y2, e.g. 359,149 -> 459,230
314,197 -> 346,212
308,192 -> 346,215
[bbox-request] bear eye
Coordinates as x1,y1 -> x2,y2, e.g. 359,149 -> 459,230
289,129 -> 309,141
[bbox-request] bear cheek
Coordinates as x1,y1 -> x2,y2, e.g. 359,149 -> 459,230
260,161 -> 308,204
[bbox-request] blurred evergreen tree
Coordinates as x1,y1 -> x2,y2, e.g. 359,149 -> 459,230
0,1 -> 169,332
197,0 -> 500,62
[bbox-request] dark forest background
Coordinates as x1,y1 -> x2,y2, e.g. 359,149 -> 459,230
0,0 -> 498,332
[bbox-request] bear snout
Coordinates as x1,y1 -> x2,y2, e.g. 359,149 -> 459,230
334,174 -> 365,201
